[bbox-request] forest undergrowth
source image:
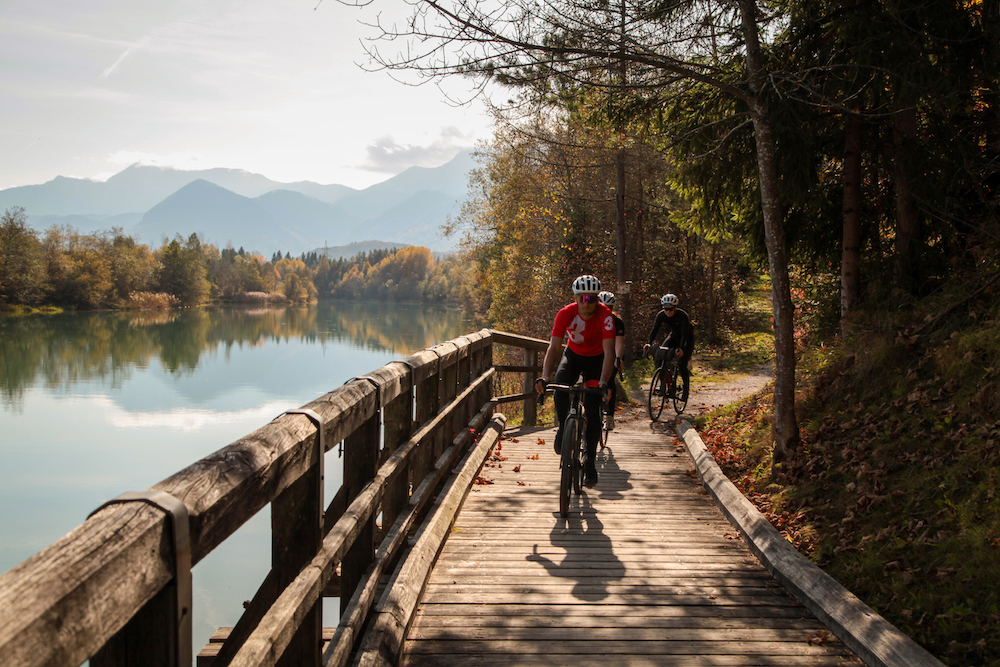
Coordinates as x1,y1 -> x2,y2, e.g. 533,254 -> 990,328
693,281 -> 1000,666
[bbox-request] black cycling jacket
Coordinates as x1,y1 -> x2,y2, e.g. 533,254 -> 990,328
646,308 -> 694,351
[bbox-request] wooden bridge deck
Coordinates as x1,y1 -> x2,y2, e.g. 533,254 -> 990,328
401,420 -> 863,666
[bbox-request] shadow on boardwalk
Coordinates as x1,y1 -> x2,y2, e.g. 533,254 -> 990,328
400,417 -> 863,666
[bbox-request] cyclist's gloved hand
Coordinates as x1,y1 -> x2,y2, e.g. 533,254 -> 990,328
598,380 -> 611,402
534,377 -> 548,395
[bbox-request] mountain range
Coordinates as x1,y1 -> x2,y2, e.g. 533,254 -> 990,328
0,151 -> 476,254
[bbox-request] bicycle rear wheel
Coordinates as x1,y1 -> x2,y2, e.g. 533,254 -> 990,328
648,367 -> 666,421
673,368 -> 688,414
559,416 -> 578,518
601,412 -> 610,448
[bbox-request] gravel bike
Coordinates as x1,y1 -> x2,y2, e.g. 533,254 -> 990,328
647,345 -> 688,420
541,383 -> 606,518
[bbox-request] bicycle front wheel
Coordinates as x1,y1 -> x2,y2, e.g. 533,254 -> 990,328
573,416 -> 586,495
648,367 -> 666,421
673,369 -> 688,414
559,416 -> 578,518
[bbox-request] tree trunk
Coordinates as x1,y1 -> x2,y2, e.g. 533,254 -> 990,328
708,243 -> 718,344
615,148 -> 627,287
841,111 -> 863,321
738,0 -> 800,472
892,103 -> 920,294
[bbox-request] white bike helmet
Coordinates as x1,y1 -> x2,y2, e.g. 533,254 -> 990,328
661,293 -> 679,307
572,274 -> 601,294
598,291 -> 616,306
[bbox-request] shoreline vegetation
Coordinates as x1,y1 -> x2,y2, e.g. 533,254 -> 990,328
0,207 -> 472,313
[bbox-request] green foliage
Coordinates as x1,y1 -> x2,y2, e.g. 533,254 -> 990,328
157,234 -> 211,307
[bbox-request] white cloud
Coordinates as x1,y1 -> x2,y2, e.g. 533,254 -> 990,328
361,127 -> 477,173
101,34 -> 151,79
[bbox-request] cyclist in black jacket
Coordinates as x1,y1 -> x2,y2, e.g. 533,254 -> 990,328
642,293 -> 694,401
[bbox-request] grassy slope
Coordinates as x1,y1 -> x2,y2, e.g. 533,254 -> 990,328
692,285 -> 1000,667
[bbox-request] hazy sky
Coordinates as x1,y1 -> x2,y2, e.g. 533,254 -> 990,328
0,0 -> 494,191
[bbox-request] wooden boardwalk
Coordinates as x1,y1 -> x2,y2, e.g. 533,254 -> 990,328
401,419 -> 863,666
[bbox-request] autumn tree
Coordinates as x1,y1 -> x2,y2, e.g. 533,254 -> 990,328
0,208 -> 45,305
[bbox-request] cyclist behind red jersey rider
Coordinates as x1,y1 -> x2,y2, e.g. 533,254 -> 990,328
598,291 -> 625,431
534,275 -> 616,488
642,293 -> 694,401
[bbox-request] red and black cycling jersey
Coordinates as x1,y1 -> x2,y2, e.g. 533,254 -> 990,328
551,302 -> 616,357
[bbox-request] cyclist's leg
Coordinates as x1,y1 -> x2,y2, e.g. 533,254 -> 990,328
580,354 -> 604,486
678,348 -> 692,401
653,346 -> 668,393
552,352 -> 581,453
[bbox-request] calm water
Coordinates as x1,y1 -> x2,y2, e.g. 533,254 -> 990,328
0,302 -> 476,657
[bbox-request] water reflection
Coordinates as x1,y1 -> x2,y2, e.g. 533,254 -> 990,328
0,303 -> 471,412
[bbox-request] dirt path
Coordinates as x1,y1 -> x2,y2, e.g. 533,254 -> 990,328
617,363 -> 774,430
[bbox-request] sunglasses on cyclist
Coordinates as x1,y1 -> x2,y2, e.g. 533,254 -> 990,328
578,294 -> 598,305
665,306 -> 676,312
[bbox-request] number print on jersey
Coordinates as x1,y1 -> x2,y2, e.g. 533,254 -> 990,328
604,315 -> 614,331
566,315 -> 587,345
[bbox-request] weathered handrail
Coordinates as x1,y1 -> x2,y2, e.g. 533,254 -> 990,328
0,328 -> 550,667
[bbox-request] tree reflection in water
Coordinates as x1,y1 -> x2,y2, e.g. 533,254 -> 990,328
0,302 -> 474,411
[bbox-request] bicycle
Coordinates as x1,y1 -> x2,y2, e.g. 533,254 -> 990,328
646,345 -> 688,420
539,382 -> 606,518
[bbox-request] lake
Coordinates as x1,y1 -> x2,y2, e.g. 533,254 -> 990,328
0,302 -> 477,659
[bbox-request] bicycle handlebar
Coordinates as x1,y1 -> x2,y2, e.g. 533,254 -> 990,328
544,383 -> 607,396
536,382 -> 607,405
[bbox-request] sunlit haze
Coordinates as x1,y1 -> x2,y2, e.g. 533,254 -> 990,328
0,0 -> 494,191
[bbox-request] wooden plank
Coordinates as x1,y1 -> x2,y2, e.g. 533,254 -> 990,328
403,637 -> 856,655
402,656 -> 861,667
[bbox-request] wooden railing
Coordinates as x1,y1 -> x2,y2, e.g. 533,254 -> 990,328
0,328 -> 549,667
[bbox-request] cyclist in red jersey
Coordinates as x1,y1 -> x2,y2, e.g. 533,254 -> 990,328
534,275 -> 616,487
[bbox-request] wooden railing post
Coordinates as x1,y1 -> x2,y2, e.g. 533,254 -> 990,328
437,343 -> 459,459
381,376 -> 413,536
272,411 -> 324,667
340,403 -> 379,617
480,334 -> 494,411
413,363 -> 440,487
523,348 -> 538,427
